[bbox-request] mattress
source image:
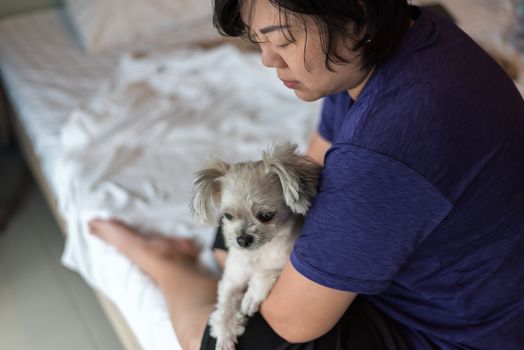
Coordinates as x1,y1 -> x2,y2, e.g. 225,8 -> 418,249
0,9 -> 118,195
0,8 -> 219,197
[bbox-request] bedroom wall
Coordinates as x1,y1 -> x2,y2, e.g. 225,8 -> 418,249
0,0 -> 62,18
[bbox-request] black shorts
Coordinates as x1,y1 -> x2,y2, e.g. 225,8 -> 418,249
201,227 -> 409,350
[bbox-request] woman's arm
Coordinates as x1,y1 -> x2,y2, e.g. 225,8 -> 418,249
258,132 -> 350,342
306,131 -> 332,166
260,260 -> 357,343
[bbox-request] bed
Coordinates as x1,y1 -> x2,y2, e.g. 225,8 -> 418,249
0,2 -> 320,349
0,1 -> 522,350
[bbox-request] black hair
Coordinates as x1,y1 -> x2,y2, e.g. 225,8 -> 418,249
213,0 -> 412,70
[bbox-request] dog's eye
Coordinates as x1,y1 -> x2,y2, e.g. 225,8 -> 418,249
257,212 -> 275,223
223,213 -> 233,220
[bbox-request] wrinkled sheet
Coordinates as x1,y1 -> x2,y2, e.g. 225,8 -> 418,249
56,44 -> 321,349
0,9 -> 119,187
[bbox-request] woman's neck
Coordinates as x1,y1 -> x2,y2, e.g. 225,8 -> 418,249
347,66 -> 375,100
347,18 -> 415,101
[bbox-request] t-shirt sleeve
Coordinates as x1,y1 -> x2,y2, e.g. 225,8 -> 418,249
290,144 -> 453,294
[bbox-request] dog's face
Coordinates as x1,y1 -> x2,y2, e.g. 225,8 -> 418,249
218,164 -> 297,250
192,144 -> 321,250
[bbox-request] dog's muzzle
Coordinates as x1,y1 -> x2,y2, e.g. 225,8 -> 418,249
236,234 -> 254,248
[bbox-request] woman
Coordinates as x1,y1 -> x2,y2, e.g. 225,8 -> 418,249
89,0 -> 524,349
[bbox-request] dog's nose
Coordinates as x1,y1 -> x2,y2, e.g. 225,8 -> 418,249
236,234 -> 254,248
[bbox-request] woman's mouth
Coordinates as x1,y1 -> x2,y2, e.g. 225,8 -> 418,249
283,80 -> 299,89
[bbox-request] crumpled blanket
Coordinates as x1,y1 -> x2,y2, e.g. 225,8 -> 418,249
54,44 -> 321,349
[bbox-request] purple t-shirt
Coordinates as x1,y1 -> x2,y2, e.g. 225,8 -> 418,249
290,6 -> 524,350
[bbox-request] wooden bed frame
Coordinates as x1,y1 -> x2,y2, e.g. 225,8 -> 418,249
0,2 -> 142,349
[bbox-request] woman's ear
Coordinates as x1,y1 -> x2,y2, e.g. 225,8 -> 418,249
191,159 -> 230,225
264,143 -> 322,215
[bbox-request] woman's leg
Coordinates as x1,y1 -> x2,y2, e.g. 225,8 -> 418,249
89,219 -> 218,350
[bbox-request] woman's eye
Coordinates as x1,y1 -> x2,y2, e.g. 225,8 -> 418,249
276,41 -> 293,49
257,212 -> 275,223
223,213 -> 233,220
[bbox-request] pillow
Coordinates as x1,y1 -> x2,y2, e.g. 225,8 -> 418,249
65,0 -> 213,53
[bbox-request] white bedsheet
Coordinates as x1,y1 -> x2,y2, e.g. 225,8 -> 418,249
56,44 -> 321,350
0,9 -> 119,191
0,8 -> 218,197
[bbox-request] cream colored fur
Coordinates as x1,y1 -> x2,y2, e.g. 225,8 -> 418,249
191,143 -> 321,350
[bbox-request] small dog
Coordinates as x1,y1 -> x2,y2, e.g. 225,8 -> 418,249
191,143 -> 321,350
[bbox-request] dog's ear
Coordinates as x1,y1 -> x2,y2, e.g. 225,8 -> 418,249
264,143 -> 322,215
191,159 -> 230,225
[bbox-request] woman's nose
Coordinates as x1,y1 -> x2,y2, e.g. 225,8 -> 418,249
260,46 -> 287,69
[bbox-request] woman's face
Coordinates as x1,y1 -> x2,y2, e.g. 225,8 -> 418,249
241,0 -> 372,102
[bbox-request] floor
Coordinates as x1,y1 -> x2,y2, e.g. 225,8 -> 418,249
0,145 -> 124,350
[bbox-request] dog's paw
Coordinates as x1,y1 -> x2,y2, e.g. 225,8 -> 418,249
209,309 -> 223,339
209,308 -> 246,349
240,292 -> 262,317
215,336 -> 236,350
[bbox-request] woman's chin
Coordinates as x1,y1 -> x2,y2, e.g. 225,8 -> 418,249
293,89 -> 324,102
